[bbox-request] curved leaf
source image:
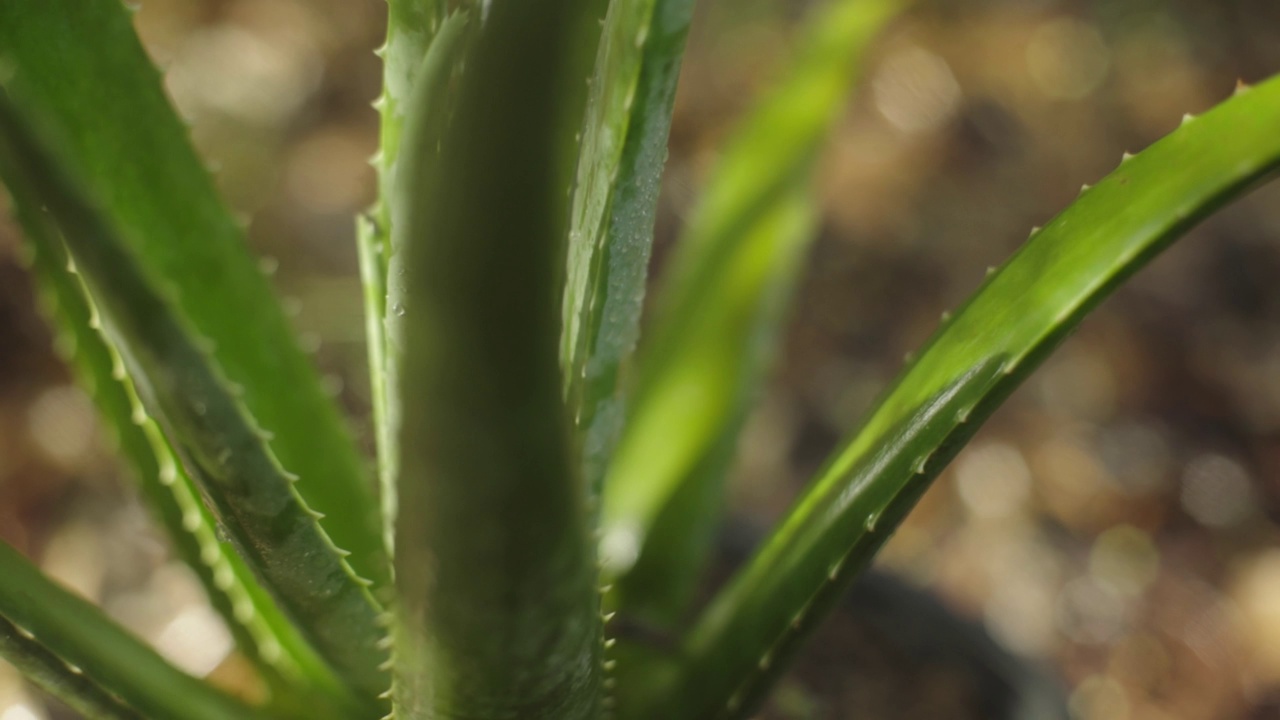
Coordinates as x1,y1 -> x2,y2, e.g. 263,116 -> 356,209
0,0 -> 386,591
15,193 -> 358,717
0,541 -> 263,720
0,93 -> 389,708
630,76 -> 1280,720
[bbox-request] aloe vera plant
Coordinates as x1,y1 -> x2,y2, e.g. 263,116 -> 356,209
2,1 -> 1280,719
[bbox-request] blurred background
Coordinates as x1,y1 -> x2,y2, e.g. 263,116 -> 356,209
3,0 -> 1280,718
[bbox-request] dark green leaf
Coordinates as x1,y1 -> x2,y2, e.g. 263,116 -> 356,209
0,92 -> 389,708
390,3 -> 603,717
0,0 -> 386,594
15,188 -> 358,717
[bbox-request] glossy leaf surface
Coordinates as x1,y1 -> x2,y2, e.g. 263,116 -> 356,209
0,0 -> 386,591
636,75 -> 1280,720
0,93 -> 389,708
14,186 -> 356,716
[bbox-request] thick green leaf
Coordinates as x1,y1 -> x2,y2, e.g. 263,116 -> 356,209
390,2 -> 603,717
372,0 -> 607,550
562,0 -> 697,495
0,541 -> 263,720
0,93 -> 389,708
15,192 -> 357,717
0,0 -> 386,592
0,614 -> 141,720
631,76 -> 1280,720
600,0 -> 904,619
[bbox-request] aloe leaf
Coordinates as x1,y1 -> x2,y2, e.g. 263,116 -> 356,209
376,0 -> 450,226
632,76 -> 1280,720
0,0 -> 386,592
562,0 -> 697,494
600,0 -> 904,619
0,541 -> 264,720
390,2 -> 603,717
14,193 -> 358,717
0,94 -> 389,708
608,186 -> 817,620
362,0 -> 448,557
355,214 -> 395,561
0,615 -> 142,720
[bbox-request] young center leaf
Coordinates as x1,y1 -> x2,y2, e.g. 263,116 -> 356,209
390,1 -> 604,717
